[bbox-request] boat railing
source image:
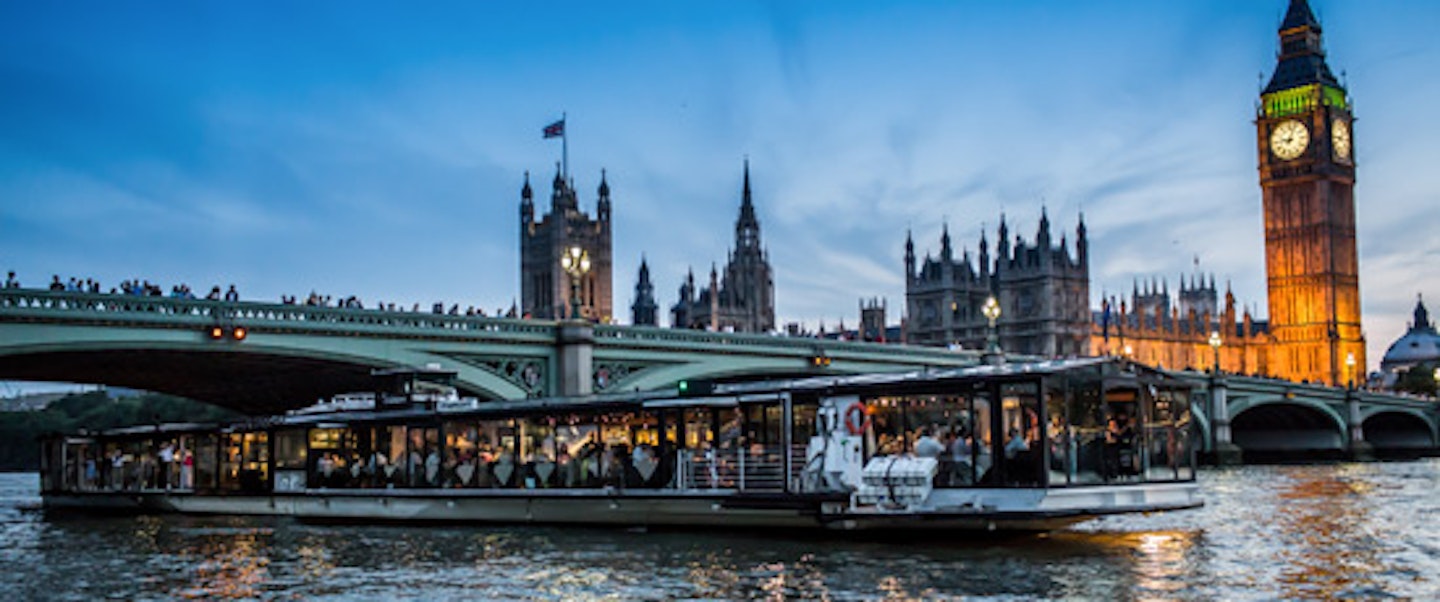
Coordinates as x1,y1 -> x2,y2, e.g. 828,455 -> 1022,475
675,444 -> 797,492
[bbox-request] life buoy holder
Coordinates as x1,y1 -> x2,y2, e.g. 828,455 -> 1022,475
844,402 -> 871,436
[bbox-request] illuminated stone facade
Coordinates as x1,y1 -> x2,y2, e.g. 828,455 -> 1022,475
1089,0 -> 1366,386
1256,0 -> 1365,385
1091,280 -> 1274,377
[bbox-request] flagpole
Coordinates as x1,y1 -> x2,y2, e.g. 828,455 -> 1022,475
561,112 -> 568,180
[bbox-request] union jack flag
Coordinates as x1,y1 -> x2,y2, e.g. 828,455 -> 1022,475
543,119 -> 565,139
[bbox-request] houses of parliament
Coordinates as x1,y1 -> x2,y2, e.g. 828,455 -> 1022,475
904,0 -> 1364,386
518,161 -> 775,335
520,0 -> 1367,387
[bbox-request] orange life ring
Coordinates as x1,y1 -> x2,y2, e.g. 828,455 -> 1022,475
844,402 -> 871,436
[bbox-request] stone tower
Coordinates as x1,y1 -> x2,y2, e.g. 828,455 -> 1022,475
519,167 -> 614,322
630,257 -> 658,327
1257,0 -> 1364,385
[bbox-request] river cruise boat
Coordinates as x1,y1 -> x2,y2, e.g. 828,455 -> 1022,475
39,357 -> 1201,532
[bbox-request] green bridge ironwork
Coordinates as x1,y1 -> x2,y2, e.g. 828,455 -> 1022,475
2,288 -> 1436,460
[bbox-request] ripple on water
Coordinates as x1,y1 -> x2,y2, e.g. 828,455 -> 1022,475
2,464 -> 1440,600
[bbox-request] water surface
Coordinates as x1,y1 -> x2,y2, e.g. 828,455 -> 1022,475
2,462 -> 1437,600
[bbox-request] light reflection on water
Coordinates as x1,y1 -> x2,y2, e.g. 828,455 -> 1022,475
2,462 -> 1439,600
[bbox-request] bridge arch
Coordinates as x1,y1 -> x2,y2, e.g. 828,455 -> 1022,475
1230,399 -> 1347,454
0,339 -> 526,414
1361,410 -> 1437,452
1189,392 -> 1212,451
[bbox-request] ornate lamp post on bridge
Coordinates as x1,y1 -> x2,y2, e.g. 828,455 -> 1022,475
981,295 -> 1002,366
560,246 -> 591,320
1208,330 -> 1222,375
1345,352 -> 1357,389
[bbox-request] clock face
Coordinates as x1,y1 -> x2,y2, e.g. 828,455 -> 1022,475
1270,119 -> 1309,161
1332,118 -> 1352,161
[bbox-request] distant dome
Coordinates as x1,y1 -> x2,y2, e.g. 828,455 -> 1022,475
1381,297 -> 1440,373
1383,331 -> 1440,366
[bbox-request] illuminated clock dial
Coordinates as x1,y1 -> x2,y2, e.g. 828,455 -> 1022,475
1331,118 -> 1352,161
1270,119 -> 1309,161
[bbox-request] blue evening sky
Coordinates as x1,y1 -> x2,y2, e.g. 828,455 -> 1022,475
1,0 -> 1438,375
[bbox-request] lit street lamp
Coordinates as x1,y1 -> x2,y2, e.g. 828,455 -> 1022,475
981,295 -> 1002,364
560,246 -> 591,320
1208,330 -> 1222,374
1345,352 -> 1356,389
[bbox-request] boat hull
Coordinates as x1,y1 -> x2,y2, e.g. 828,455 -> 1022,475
41,483 -> 1201,533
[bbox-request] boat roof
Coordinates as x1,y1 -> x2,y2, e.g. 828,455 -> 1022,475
716,356 -> 1176,397
70,357 -> 1183,438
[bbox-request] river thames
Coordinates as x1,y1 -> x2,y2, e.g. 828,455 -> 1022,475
2,462 -> 1438,601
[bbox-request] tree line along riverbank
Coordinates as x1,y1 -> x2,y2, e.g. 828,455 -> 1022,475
0,391 -> 238,472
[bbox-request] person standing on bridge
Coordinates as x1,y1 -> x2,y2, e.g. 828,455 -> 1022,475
224,285 -> 239,302
4,271 -> 17,288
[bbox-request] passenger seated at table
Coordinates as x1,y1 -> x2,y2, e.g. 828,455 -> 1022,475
632,444 -> 659,486
557,451 -> 580,488
600,445 -> 625,489
492,451 -> 516,488
914,427 -> 945,459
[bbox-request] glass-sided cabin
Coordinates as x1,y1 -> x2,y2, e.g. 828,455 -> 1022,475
40,358 -> 1195,499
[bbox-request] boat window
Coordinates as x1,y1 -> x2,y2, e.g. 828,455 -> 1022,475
309,428 -> 352,488
682,408 -> 713,449
554,421 -> 597,488
520,418 -> 555,488
274,429 -> 306,470
999,382 -> 1043,486
867,397 -> 903,456
1044,381 -> 1072,487
1103,385 -> 1142,482
194,434 -> 218,491
744,403 -> 783,447
405,426 -> 441,488
970,392 -> 995,486
353,425 -> 404,489
1069,377 -> 1107,484
1143,384 -> 1192,481
1173,389 -> 1195,480
220,432 -> 269,492
52,438 -> 100,492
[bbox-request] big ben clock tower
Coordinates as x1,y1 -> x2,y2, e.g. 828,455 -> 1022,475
1258,0 -> 1364,386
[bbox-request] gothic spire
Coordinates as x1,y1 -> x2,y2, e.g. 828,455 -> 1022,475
1414,294 -> 1434,333
940,222 -> 952,260
742,157 -> 752,206
735,159 -> 761,252
904,229 -> 915,271
1281,0 -> 1320,33
1264,0 -> 1340,94
521,171 -> 532,201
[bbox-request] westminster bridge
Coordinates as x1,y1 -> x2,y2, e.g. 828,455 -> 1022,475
1,288 -> 1436,461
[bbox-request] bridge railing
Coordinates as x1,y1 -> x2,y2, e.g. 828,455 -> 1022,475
596,323 -> 983,362
1,288 -> 986,361
0,288 -> 554,340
